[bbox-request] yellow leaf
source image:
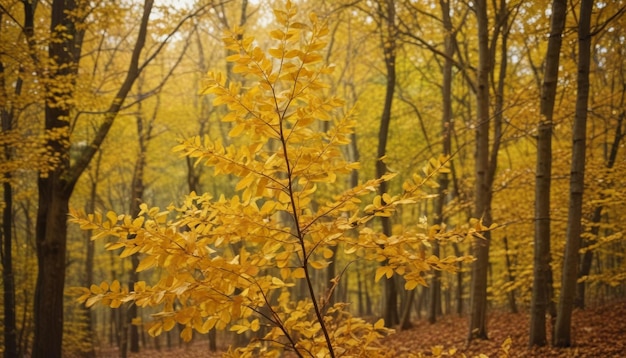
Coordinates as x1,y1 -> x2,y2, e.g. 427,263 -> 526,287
405,280 -> 419,290
148,322 -> 163,337
137,255 -> 156,272
271,277 -> 286,287
180,326 -> 193,342
309,260 -> 329,269
269,29 -> 285,40
268,47 -> 283,58
374,318 -> 385,330
110,280 -> 120,292
105,242 -> 125,251
431,345 -> 443,356
292,267 -> 306,279
375,266 -> 388,282
85,295 -> 101,308
280,267 -> 291,280
250,319 -> 260,332
90,284 -> 102,294
229,123 -> 246,138
230,324 -> 249,334
119,244 -> 140,258
106,211 -> 118,224
301,52 -> 322,64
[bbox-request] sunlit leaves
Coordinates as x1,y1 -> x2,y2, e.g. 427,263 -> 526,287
68,1 -> 476,356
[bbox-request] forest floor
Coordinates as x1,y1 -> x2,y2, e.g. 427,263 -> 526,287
116,300 -> 626,357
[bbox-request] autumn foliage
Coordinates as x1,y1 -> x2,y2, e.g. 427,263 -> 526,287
70,2 -> 473,356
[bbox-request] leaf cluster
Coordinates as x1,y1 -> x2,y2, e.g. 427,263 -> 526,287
70,1 -> 475,356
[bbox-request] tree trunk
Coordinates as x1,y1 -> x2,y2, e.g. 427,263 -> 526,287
554,0 -> 593,347
400,289 -> 415,330
33,1 -> 156,355
502,237 -> 517,314
453,242 -> 463,315
375,0 -> 399,328
1,57 -> 18,358
2,179 -> 17,358
529,0 -> 567,347
430,0 -> 455,325
468,0 -> 492,341
34,183 -> 73,358
82,152 -> 102,358
125,78 -> 157,356
576,113 -> 623,308
33,1 -> 80,355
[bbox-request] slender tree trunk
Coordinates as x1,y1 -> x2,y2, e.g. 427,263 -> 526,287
576,113 -> 623,308
453,242 -> 463,315
82,152 -> 102,358
33,2 -> 158,355
1,58 -> 18,358
375,0 -> 399,328
33,2 -> 79,355
2,179 -> 17,358
400,289 -> 416,330
126,79 -> 159,355
468,0 -> 492,341
554,0 -> 594,347
502,237 -> 517,313
430,0 -> 455,325
529,0 -> 567,347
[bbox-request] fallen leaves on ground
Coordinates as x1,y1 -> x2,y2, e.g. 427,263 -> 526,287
106,299 -> 625,357
383,299 -> 626,357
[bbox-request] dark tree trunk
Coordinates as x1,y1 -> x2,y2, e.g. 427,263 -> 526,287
468,0 -> 492,341
375,0 -> 399,328
554,0 -> 594,347
453,242 -> 463,315
576,113 -> 623,308
529,0 -> 566,347
81,152 -> 102,358
1,56 -> 18,358
502,237 -> 517,314
430,0 -> 455,325
33,1 -> 155,356
33,1 -> 80,355
2,177 -> 17,358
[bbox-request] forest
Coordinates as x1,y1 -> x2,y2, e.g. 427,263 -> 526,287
1,0 -> 625,357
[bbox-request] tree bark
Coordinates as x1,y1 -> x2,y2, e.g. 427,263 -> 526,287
33,1 -> 155,356
375,0 -> 399,328
554,0 -> 594,347
468,0 -> 492,341
529,0 -> 566,347
429,0 -> 455,326
502,236 -> 517,314
33,1 -> 80,355
1,54 -> 18,358
2,164 -> 17,358
576,112 -> 624,308
82,152 -> 102,358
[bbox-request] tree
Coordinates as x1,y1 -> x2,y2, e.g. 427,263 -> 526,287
575,4 -> 626,309
428,0 -> 455,325
554,0 -> 594,347
71,3 -> 469,355
468,0 -> 492,341
374,0 -> 401,328
529,0 -> 567,347
30,0 -> 196,355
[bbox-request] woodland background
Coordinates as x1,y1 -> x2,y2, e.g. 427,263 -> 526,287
1,0 -> 625,357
